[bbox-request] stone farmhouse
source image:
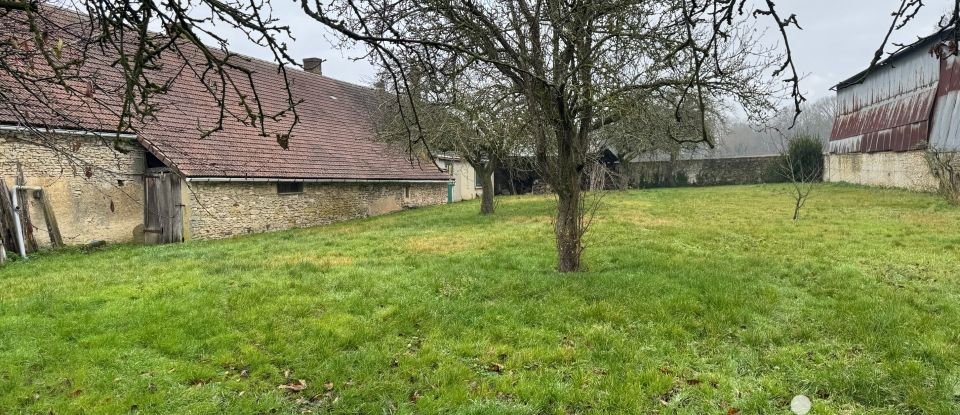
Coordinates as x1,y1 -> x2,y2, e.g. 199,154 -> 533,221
0,7 -> 448,247
828,27 -> 960,190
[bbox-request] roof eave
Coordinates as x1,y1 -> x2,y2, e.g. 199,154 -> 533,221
183,176 -> 451,184
835,27 -> 954,91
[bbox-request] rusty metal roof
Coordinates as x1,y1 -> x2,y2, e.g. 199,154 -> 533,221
830,28 -> 960,154
928,55 -> 960,151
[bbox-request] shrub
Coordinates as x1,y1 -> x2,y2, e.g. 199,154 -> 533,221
926,150 -> 960,205
782,135 -> 824,182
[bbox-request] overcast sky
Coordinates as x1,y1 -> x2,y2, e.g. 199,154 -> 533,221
222,0 -> 949,104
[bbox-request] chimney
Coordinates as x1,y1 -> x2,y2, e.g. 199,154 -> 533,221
303,57 -> 324,75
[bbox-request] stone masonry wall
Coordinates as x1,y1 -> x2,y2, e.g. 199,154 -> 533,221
186,181 -> 446,239
0,131 -> 145,245
824,150 -> 938,192
624,155 -> 786,188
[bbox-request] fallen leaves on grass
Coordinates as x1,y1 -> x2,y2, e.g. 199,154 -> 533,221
279,379 -> 308,392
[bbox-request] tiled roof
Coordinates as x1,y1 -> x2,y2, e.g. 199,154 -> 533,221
0,6 -> 448,182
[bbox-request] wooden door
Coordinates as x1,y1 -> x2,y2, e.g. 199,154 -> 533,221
143,169 -> 183,244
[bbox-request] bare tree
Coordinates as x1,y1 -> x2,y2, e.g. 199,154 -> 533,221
374,69 -> 526,215
309,0 -> 808,272
777,134 -> 823,221
594,93 -> 724,189
848,0 -> 959,87
926,151 -> 960,205
794,96 -> 837,145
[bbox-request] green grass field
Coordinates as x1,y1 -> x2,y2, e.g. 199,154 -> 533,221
1,184 -> 959,414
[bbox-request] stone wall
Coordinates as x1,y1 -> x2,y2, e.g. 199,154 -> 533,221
0,129 -> 449,245
624,155 -> 785,188
186,181 -> 446,239
0,131 -> 145,246
824,150 -> 938,192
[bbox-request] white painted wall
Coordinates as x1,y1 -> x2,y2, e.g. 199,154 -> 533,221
439,158 -> 491,202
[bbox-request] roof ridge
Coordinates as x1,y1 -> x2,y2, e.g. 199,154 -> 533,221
835,26 -> 955,90
39,3 -> 374,91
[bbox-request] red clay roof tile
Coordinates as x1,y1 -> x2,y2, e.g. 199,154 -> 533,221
0,7 -> 447,182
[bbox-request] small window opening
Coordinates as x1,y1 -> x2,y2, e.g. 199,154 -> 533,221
404,185 -> 411,198
117,180 -> 125,187
145,152 -> 166,169
277,182 -> 304,194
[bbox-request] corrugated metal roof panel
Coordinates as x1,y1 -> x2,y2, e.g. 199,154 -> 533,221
929,55 -> 960,151
831,46 -> 939,154
836,28 -> 953,90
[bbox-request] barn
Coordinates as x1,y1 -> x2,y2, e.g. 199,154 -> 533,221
828,28 -> 960,190
0,7 -> 448,251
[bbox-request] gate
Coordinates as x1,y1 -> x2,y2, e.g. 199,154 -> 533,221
143,168 -> 183,244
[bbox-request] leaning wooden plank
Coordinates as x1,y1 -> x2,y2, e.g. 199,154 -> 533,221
0,226 -> 6,263
0,223 -> 6,263
37,189 -> 63,247
15,187 -> 38,253
14,169 -> 38,253
0,179 -> 17,255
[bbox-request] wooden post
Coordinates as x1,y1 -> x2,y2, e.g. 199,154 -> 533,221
36,189 -> 63,247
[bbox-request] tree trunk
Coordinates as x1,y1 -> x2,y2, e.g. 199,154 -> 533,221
479,166 -> 495,215
555,185 -> 582,273
554,126 -> 584,273
507,161 -> 517,195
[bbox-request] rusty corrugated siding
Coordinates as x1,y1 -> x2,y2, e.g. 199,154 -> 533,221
929,55 -> 960,151
833,29 -> 960,154
831,46 -> 940,154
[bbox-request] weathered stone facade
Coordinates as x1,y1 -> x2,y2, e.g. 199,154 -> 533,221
824,150 -> 938,192
0,131 -> 145,245
1,130 -> 448,246
185,181 -> 446,239
624,155 -> 786,188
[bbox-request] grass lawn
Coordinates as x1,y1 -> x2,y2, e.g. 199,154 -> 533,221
1,184 -> 959,414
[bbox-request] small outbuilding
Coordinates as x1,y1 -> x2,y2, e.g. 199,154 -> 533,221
433,153 -> 493,202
